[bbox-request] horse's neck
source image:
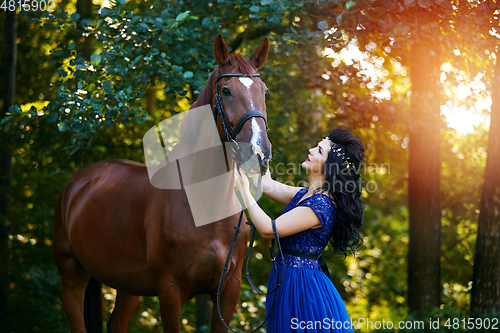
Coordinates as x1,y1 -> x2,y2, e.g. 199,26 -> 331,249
156,104 -> 242,226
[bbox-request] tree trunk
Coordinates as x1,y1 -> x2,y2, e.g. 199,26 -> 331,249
76,0 -> 93,60
470,54 -> 500,314
0,8 -> 17,329
407,45 -> 442,314
146,87 -> 157,116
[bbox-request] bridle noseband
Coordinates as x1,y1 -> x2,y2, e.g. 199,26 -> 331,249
212,72 -> 269,156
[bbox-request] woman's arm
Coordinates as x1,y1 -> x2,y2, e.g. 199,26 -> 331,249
253,169 -> 302,207
236,168 -> 321,238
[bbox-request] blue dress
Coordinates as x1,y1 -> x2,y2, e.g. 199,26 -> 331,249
265,188 -> 354,332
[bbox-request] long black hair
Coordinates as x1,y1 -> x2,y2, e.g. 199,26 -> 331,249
313,127 -> 365,258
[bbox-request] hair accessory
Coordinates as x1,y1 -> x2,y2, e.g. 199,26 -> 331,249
327,139 -> 356,171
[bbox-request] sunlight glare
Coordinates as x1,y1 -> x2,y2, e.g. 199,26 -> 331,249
440,65 -> 490,134
323,43 -> 491,134
323,41 -> 392,100
440,104 -> 489,134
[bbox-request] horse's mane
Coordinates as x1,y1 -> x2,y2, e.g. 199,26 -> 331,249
190,54 -> 258,109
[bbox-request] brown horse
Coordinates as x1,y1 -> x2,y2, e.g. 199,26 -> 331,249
53,35 -> 271,332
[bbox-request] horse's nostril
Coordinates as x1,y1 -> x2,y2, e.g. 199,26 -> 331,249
252,144 -> 265,161
259,156 -> 269,168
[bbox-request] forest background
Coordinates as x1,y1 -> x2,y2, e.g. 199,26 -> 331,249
0,0 -> 499,332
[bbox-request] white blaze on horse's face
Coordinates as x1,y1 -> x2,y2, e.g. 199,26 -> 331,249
239,77 -> 255,109
239,77 -> 253,89
250,118 -> 265,160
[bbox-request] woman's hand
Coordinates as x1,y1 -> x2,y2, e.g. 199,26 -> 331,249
249,169 -> 268,192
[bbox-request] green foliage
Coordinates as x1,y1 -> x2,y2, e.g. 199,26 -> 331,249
4,152 -> 73,332
4,0 -> 316,154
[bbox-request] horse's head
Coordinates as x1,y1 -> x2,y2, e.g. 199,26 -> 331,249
210,35 -> 272,174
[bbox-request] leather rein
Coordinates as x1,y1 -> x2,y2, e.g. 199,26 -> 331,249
213,71 -> 286,333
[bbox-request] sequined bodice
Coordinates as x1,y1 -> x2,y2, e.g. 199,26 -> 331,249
277,188 -> 336,270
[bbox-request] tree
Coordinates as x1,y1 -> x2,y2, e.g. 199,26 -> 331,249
453,0 -> 500,315
406,41 -> 443,314
0,7 -> 17,330
471,49 -> 500,314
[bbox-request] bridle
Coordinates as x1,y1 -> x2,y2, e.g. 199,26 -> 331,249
213,71 -> 285,333
212,72 -> 269,158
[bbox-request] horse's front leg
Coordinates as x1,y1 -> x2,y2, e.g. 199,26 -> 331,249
158,277 -> 183,333
210,271 -> 242,333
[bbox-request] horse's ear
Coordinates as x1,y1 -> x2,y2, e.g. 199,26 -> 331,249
214,34 -> 229,68
250,37 -> 269,69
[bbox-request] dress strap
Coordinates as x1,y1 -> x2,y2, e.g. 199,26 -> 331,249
281,249 -> 331,280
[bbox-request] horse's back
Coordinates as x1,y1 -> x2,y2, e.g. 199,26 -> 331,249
58,159 -> 150,231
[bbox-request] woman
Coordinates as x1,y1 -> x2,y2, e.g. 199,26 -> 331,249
234,127 -> 365,332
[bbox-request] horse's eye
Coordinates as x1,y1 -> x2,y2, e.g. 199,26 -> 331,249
265,89 -> 270,95
222,87 -> 231,96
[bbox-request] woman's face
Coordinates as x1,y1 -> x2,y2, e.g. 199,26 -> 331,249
301,138 -> 332,175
